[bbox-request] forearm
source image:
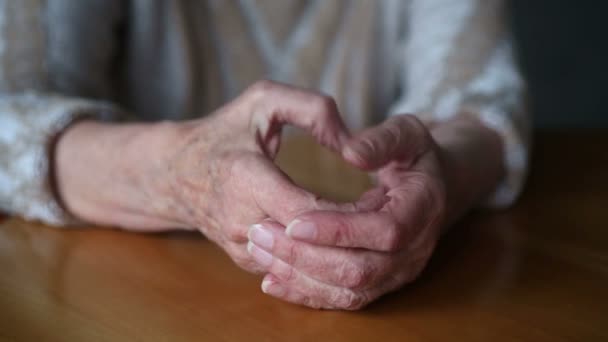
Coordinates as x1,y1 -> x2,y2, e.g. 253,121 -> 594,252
54,120 -> 193,231
430,115 -> 505,227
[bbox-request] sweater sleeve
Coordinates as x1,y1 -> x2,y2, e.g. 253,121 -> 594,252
389,0 -> 531,208
0,0 -> 126,225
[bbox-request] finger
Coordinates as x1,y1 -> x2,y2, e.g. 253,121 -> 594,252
222,241 -> 267,274
355,186 -> 390,212
247,243 -> 368,310
245,80 -> 350,152
286,210 -> 404,252
248,221 -> 395,289
260,274 -> 326,309
261,247 -> 430,310
264,133 -> 282,159
342,115 -> 431,170
249,158 -> 357,227
285,179 -> 439,251
263,271 -> 411,310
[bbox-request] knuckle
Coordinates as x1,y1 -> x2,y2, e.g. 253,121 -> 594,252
250,79 -> 277,94
338,259 -> 372,289
334,290 -> 366,311
285,241 -> 299,265
331,219 -> 354,246
355,137 -> 377,156
245,80 -> 278,102
379,222 -> 404,252
225,226 -> 246,243
279,263 -> 296,282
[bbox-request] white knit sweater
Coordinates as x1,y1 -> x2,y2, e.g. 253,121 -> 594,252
0,0 -> 529,225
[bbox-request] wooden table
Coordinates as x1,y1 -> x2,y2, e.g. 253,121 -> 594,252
1,131 -> 607,341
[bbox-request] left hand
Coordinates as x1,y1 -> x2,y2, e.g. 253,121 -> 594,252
246,114 -> 448,310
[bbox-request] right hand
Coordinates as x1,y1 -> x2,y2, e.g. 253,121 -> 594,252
55,80 -> 381,273
163,80 -> 357,272
167,81 -> 356,271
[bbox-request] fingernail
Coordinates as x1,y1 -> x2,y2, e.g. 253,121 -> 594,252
248,224 -> 274,250
286,219 -> 317,241
262,279 -> 286,297
247,241 -> 273,267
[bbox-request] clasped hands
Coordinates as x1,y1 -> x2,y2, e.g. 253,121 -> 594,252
163,81 -> 447,310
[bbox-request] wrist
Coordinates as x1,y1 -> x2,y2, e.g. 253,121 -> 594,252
430,115 -> 504,225
54,119 -> 192,230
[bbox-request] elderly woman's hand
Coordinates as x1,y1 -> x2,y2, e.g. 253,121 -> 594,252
246,114 -> 504,309
55,80 -> 352,272
163,81 -> 355,272
245,115 -> 445,309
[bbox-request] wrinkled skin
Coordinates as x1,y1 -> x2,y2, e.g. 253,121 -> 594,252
246,115 -> 447,309
56,80 -> 502,310
161,80 -> 363,273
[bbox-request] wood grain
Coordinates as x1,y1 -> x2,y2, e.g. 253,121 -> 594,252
0,130 -> 606,341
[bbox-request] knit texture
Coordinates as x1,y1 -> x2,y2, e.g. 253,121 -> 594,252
0,0 -> 529,225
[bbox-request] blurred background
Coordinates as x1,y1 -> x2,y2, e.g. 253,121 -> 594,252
511,0 -> 608,127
